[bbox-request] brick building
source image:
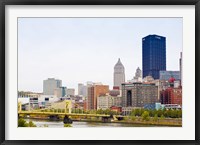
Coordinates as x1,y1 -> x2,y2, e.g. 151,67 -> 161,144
160,87 -> 182,105
87,84 -> 109,110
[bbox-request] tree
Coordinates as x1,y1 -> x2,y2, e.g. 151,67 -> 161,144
142,111 -> 150,121
157,109 -> 163,117
18,118 -> 37,127
130,111 -> 136,121
134,109 -> 141,116
170,110 -> 176,118
130,110 -> 135,116
177,110 -> 182,118
153,114 -> 158,122
18,118 -> 28,127
28,121 -> 36,127
160,114 -> 165,120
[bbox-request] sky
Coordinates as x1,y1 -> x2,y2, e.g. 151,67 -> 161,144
18,18 -> 182,94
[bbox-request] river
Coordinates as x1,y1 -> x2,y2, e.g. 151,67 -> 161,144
25,118 -> 162,127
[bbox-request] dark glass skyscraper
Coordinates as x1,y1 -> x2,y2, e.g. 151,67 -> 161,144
142,34 -> 166,79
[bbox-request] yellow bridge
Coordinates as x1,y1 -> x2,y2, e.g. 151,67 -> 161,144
18,110 -> 110,117
18,101 -> 122,123
18,110 -> 121,123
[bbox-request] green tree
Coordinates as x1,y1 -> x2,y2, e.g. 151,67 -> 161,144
153,114 -> 158,122
18,118 -> 37,127
130,111 -> 136,121
28,121 -> 36,127
170,110 -> 176,118
142,111 -> 150,121
164,109 -> 170,118
160,114 -> 165,120
134,109 -> 140,116
18,118 -> 28,127
157,109 -> 163,117
130,110 -> 135,116
177,110 -> 182,118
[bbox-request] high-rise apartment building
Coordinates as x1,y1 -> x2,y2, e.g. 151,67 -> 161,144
87,84 -> 109,110
114,58 -> 125,89
43,78 -> 62,95
142,34 -> 166,79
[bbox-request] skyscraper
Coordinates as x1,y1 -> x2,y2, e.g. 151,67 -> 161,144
43,78 -> 62,95
78,83 -> 85,96
78,83 -> 87,97
142,34 -> 166,79
114,58 -> 125,89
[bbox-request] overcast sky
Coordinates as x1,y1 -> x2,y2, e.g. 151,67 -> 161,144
18,18 -> 182,94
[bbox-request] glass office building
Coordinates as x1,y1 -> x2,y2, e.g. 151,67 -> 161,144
142,35 -> 166,79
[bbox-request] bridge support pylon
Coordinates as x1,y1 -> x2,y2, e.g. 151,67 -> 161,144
65,100 -> 72,114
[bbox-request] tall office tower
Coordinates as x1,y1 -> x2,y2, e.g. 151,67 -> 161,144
87,84 -> 109,110
78,83 -> 87,97
43,78 -> 62,95
142,35 -> 166,79
78,83 -> 84,95
179,52 -> 182,86
114,58 -> 125,89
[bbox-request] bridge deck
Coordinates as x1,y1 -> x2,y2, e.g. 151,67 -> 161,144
18,111 -> 111,117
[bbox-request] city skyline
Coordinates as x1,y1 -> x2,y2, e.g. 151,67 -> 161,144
18,18 -> 182,93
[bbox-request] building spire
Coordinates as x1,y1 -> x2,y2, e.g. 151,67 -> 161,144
118,58 -> 121,63
114,58 -> 125,89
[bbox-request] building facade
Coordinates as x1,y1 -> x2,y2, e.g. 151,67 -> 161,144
142,35 -> 166,79
122,83 -> 158,107
87,84 -> 109,110
54,87 -> 67,98
134,67 -> 142,79
114,58 -> 125,89
160,87 -> 182,105
78,83 -> 87,97
43,78 -> 62,95
159,71 -> 180,80
67,88 -> 75,96
97,95 -> 122,110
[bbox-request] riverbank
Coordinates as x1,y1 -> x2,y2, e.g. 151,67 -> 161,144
22,116 -> 182,127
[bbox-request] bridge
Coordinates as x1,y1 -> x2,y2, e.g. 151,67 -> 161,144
18,101 -> 123,123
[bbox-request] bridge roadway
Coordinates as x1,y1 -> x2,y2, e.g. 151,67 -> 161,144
18,111 -> 124,123
18,111 -> 111,117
